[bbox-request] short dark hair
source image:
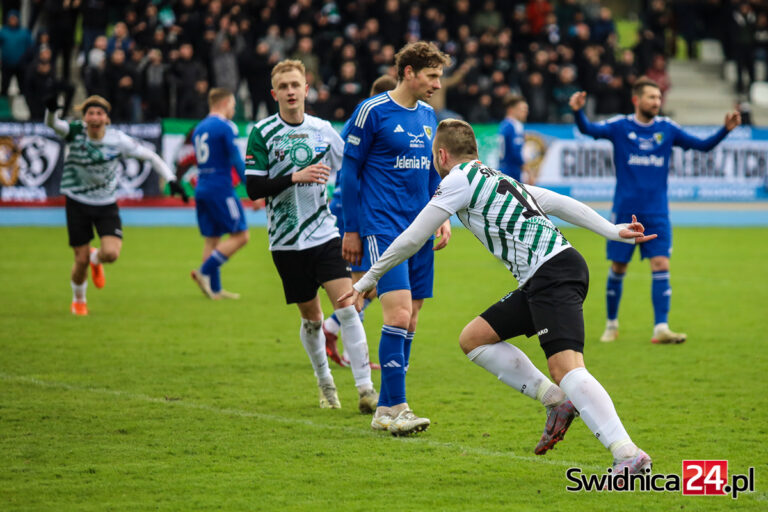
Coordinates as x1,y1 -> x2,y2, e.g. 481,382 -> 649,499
370,75 -> 397,96
632,76 -> 660,97
504,94 -> 527,110
436,119 -> 478,160
394,42 -> 450,81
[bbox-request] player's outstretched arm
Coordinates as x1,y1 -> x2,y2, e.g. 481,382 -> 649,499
528,185 -> 656,244
339,204 -> 451,306
673,111 -> 740,151
44,98 -> 70,137
569,91 -> 613,139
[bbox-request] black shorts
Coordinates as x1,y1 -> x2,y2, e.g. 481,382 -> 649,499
271,237 -> 351,304
479,248 -> 589,359
65,196 -> 123,247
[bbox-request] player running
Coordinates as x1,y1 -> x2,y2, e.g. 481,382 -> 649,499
340,42 -> 452,435
323,74 -> 396,368
189,88 -> 250,300
341,119 -> 655,473
570,78 -> 741,344
45,94 -> 184,316
244,59 -> 378,413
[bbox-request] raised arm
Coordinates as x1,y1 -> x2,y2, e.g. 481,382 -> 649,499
44,107 -> 70,138
528,185 -> 656,244
570,91 -> 613,139
671,111 -> 740,151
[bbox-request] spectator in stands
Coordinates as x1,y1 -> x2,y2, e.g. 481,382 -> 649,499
211,35 -> 240,95
24,56 -> 73,121
107,22 -> 133,58
171,42 -> 207,118
755,12 -> 768,70
80,0 -> 108,60
523,71 -> 550,122
527,0 -> 554,36
178,78 -> 209,119
552,65 -> 579,122
594,64 -> 624,116
645,54 -> 671,105
105,48 -> 138,122
45,0 -> 78,83
731,1 -> 756,94
142,49 -> 170,120
591,7 -> 616,45
0,10 -> 33,97
333,60 -> 364,121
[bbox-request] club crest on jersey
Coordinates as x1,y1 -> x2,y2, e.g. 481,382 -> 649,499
289,141 -> 313,166
423,126 -> 433,140
654,132 -> 664,144
273,149 -> 286,162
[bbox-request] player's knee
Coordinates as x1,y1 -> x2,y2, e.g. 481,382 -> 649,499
100,248 -> 120,262
385,307 -> 411,329
611,261 -> 628,274
458,325 -> 483,354
73,252 -> 90,266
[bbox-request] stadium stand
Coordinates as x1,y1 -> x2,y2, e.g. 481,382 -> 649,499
1,0 -> 767,124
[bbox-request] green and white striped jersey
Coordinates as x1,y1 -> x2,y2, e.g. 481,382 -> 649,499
60,121 -> 146,205
431,160 -> 570,284
245,113 -> 344,251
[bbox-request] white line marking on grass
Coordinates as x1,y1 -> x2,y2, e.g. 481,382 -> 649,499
1,372 -> 601,471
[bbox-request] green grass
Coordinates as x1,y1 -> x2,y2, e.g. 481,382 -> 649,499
1,226 -> 767,511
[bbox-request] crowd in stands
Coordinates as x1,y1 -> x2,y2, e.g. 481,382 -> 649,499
1,0 -> 768,123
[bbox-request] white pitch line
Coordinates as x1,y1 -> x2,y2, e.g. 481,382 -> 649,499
1,372 -> 603,471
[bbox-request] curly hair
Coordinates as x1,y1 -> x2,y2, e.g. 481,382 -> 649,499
394,42 -> 451,81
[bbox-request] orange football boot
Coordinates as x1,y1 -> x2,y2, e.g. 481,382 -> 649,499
90,248 -> 106,288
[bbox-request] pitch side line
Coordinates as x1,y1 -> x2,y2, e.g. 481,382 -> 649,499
1,372 -> 599,471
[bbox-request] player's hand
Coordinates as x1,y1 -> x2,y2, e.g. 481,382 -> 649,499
618,214 -> 658,244
569,91 -> 587,111
342,232 -> 363,266
338,288 -> 363,312
292,163 -> 330,184
724,111 -> 742,131
44,94 -> 61,112
434,219 -> 452,251
168,179 -> 189,203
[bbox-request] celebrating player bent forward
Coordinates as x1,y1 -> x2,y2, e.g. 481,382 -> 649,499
341,119 -> 657,473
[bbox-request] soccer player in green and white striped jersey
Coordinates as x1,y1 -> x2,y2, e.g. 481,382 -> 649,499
45,95 -> 183,316
341,119 -> 657,474
245,60 -> 378,414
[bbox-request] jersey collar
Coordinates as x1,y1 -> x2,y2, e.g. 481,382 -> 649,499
630,114 -> 656,127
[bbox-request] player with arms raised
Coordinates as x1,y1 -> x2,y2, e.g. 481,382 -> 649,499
342,119 -> 656,472
341,42 -> 452,435
570,78 -> 741,344
45,95 -> 183,315
245,60 -> 378,413
190,88 -> 249,300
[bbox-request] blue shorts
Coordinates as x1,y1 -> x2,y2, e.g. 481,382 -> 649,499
364,234 -> 434,299
330,196 -> 369,273
195,191 -> 247,237
606,212 -> 672,263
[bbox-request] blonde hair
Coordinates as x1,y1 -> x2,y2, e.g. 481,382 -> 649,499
435,119 -> 478,160
76,95 -> 111,115
208,87 -> 233,108
271,59 -> 306,86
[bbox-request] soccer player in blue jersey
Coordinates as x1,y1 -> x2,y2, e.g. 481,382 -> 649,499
570,78 -> 741,344
323,74 -> 396,368
498,95 -> 529,182
341,42 -> 452,435
190,88 -> 250,300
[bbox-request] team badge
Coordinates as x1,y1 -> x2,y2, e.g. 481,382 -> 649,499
0,136 -> 20,186
423,126 -> 433,140
654,132 -> 664,144
289,141 -> 313,166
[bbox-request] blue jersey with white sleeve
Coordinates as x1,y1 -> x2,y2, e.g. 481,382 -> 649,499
341,92 -> 440,237
193,114 -> 245,195
498,117 -> 525,181
575,110 -> 728,214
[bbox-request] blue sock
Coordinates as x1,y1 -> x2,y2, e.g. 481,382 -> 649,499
652,270 -> 671,325
404,331 -> 415,373
378,325 -> 407,407
606,269 -> 624,321
358,298 -> 372,323
201,250 -> 227,293
329,312 -> 339,327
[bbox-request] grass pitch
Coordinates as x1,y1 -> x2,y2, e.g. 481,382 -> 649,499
1,225 -> 766,511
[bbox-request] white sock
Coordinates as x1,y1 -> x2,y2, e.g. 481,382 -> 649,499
466,342 -> 553,402
323,315 -> 341,336
335,305 -> 373,390
71,280 -> 87,302
606,319 -> 618,329
300,318 -> 332,383
653,322 -> 668,334
559,367 -> 635,458
537,380 -> 567,407
90,249 -> 101,265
